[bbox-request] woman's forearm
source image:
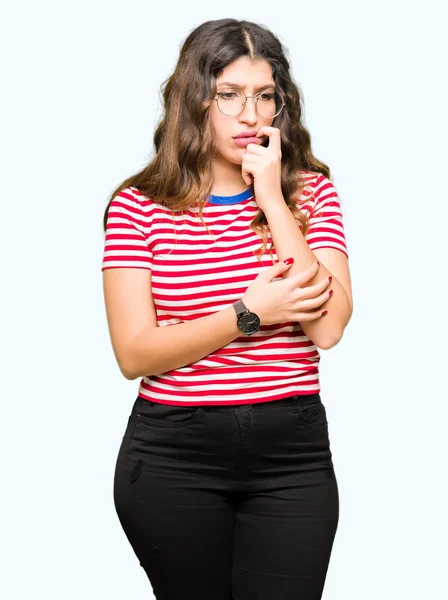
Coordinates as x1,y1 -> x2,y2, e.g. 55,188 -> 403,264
124,305 -> 241,379
263,199 -> 351,349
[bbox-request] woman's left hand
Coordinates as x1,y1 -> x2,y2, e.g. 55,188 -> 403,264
241,125 -> 284,212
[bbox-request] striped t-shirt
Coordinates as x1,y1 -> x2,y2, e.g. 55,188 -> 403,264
101,170 -> 349,406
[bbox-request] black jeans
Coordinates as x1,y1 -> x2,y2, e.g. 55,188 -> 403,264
113,393 -> 339,600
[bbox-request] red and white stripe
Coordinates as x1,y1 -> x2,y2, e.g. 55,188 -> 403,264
102,171 -> 349,405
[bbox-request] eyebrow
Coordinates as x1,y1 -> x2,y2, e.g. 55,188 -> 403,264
217,81 -> 276,90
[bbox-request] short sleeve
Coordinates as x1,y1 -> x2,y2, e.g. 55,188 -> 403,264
101,187 -> 153,271
304,174 -> 349,258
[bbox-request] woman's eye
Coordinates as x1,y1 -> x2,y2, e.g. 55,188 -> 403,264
259,93 -> 274,101
219,92 -> 237,99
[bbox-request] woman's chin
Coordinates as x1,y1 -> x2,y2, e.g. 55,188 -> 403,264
213,146 -> 244,166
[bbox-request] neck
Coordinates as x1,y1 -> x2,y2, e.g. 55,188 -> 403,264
210,155 -> 251,195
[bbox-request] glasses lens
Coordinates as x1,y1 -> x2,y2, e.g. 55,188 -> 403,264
256,91 -> 284,119
217,89 -> 284,118
217,90 -> 246,116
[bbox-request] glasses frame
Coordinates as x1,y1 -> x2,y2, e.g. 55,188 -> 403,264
213,88 -> 286,119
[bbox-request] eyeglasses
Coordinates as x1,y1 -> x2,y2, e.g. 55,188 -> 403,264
214,88 -> 285,119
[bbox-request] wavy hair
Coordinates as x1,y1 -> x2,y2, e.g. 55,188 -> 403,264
102,18 -> 332,261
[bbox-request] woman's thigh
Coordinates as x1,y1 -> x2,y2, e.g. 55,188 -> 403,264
232,473 -> 339,599
231,394 -> 339,600
113,397 -> 237,600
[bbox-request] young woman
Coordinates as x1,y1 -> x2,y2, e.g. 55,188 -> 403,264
102,18 -> 353,600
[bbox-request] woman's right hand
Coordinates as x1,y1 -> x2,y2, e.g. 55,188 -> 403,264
241,259 -> 331,326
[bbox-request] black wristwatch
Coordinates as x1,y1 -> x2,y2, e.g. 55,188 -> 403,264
233,298 -> 261,336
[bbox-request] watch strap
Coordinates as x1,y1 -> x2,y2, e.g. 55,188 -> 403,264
233,298 -> 249,316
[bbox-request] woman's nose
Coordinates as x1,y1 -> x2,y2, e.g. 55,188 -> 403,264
239,97 -> 258,122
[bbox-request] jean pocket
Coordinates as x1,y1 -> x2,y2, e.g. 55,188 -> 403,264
135,400 -> 202,428
293,398 -> 329,431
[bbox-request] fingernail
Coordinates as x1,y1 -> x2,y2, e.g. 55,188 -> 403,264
284,257 -> 294,265
322,310 -> 328,316
328,276 -> 332,283
329,290 -> 333,296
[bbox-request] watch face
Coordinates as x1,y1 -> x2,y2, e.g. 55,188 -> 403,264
238,312 -> 260,335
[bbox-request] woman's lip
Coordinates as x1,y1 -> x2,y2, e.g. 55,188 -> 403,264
233,136 -> 261,147
233,131 -> 258,138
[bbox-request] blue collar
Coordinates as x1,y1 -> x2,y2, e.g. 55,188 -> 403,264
207,186 -> 254,205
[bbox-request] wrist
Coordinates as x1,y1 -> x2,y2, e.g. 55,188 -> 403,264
233,298 -> 261,336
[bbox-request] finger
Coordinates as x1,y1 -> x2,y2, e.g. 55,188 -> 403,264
244,143 -> 269,156
295,310 -> 327,323
241,171 -> 254,185
256,126 -> 281,153
241,158 -> 268,178
291,280 -> 327,303
295,289 -> 331,311
242,152 -> 267,163
286,274 -> 327,300
256,125 -> 280,140
242,161 -> 263,175
300,277 -> 332,298
288,261 -> 320,286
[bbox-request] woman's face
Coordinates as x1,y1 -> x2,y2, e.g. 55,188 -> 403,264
209,56 -> 277,167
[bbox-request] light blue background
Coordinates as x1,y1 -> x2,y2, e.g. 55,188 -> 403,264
1,0 -> 446,598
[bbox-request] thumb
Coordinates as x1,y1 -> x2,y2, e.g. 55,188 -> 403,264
242,171 -> 253,186
241,161 -> 254,186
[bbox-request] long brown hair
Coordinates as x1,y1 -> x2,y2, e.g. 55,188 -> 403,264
102,18 -> 332,261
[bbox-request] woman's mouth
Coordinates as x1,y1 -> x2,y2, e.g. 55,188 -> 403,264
232,136 -> 261,147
